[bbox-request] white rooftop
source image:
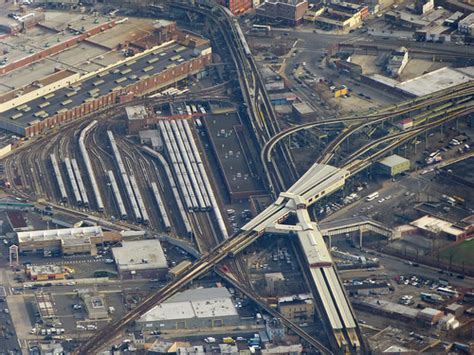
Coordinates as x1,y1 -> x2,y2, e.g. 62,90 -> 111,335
126,105 -> 147,121
379,154 -> 409,168
410,215 -> 464,237
17,226 -> 103,243
139,287 -> 238,322
112,240 -> 168,271
371,67 -> 474,97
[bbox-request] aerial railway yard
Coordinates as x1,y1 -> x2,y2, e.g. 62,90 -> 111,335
0,1 -> 472,354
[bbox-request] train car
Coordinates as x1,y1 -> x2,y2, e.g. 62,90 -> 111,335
79,121 -> 105,212
177,120 -> 211,210
170,120 -> 206,211
107,130 -> 142,223
158,121 -> 192,210
71,158 -> 89,208
159,120 -> 198,211
151,182 -> 171,231
181,120 -> 228,239
129,174 -> 150,225
64,157 -> 82,206
50,154 -> 68,203
107,170 -> 127,220
141,146 -> 193,236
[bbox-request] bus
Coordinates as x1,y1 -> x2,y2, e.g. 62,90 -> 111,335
252,24 -> 271,33
115,77 -> 127,84
437,287 -> 458,298
38,101 -> 50,108
44,93 -> 55,100
61,99 -> 72,106
142,65 -> 153,73
365,192 -> 379,202
120,68 -> 132,75
169,55 -> 180,62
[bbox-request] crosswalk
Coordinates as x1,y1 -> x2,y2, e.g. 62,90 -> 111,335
30,258 -> 106,266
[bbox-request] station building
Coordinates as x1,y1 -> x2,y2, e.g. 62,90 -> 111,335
16,226 -> 121,256
136,287 -> 239,331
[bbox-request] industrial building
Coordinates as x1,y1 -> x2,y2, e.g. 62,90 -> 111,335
377,154 -> 410,176
256,0 -> 309,26
368,66 -> 474,97
16,226 -> 121,256
112,240 -> 168,280
410,215 -> 466,241
292,102 -> 316,120
0,28 -> 212,137
136,287 -> 239,330
277,294 -> 315,323
126,105 -> 150,134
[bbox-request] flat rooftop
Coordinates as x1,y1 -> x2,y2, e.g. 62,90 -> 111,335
17,226 -> 103,244
0,41 -> 204,130
0,14 -> 157,94
369,66 -> 474,97
0,11 -> 112,67
112,240 -> 168,271
139,287 -> 237,322
204,112 -> 264,196
397,66 -> 474,97
379,154 -> 409,168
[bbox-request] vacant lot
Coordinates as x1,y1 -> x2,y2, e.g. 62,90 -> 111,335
440,239 -> 474,266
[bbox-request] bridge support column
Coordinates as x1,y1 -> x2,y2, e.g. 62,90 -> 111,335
359,226 -> 363,249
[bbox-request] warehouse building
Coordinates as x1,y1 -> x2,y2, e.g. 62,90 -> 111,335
377,154 -> 410,176
136,287 -> 239,331
112,240 -> 168,280
16,226 -> 121,256
410,215 -> 466,241
0,33 -> 212,137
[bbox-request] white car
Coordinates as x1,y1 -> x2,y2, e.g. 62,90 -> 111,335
76,325 -> 86,330
104,259 -> 114,264
86,325 -> 97,331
